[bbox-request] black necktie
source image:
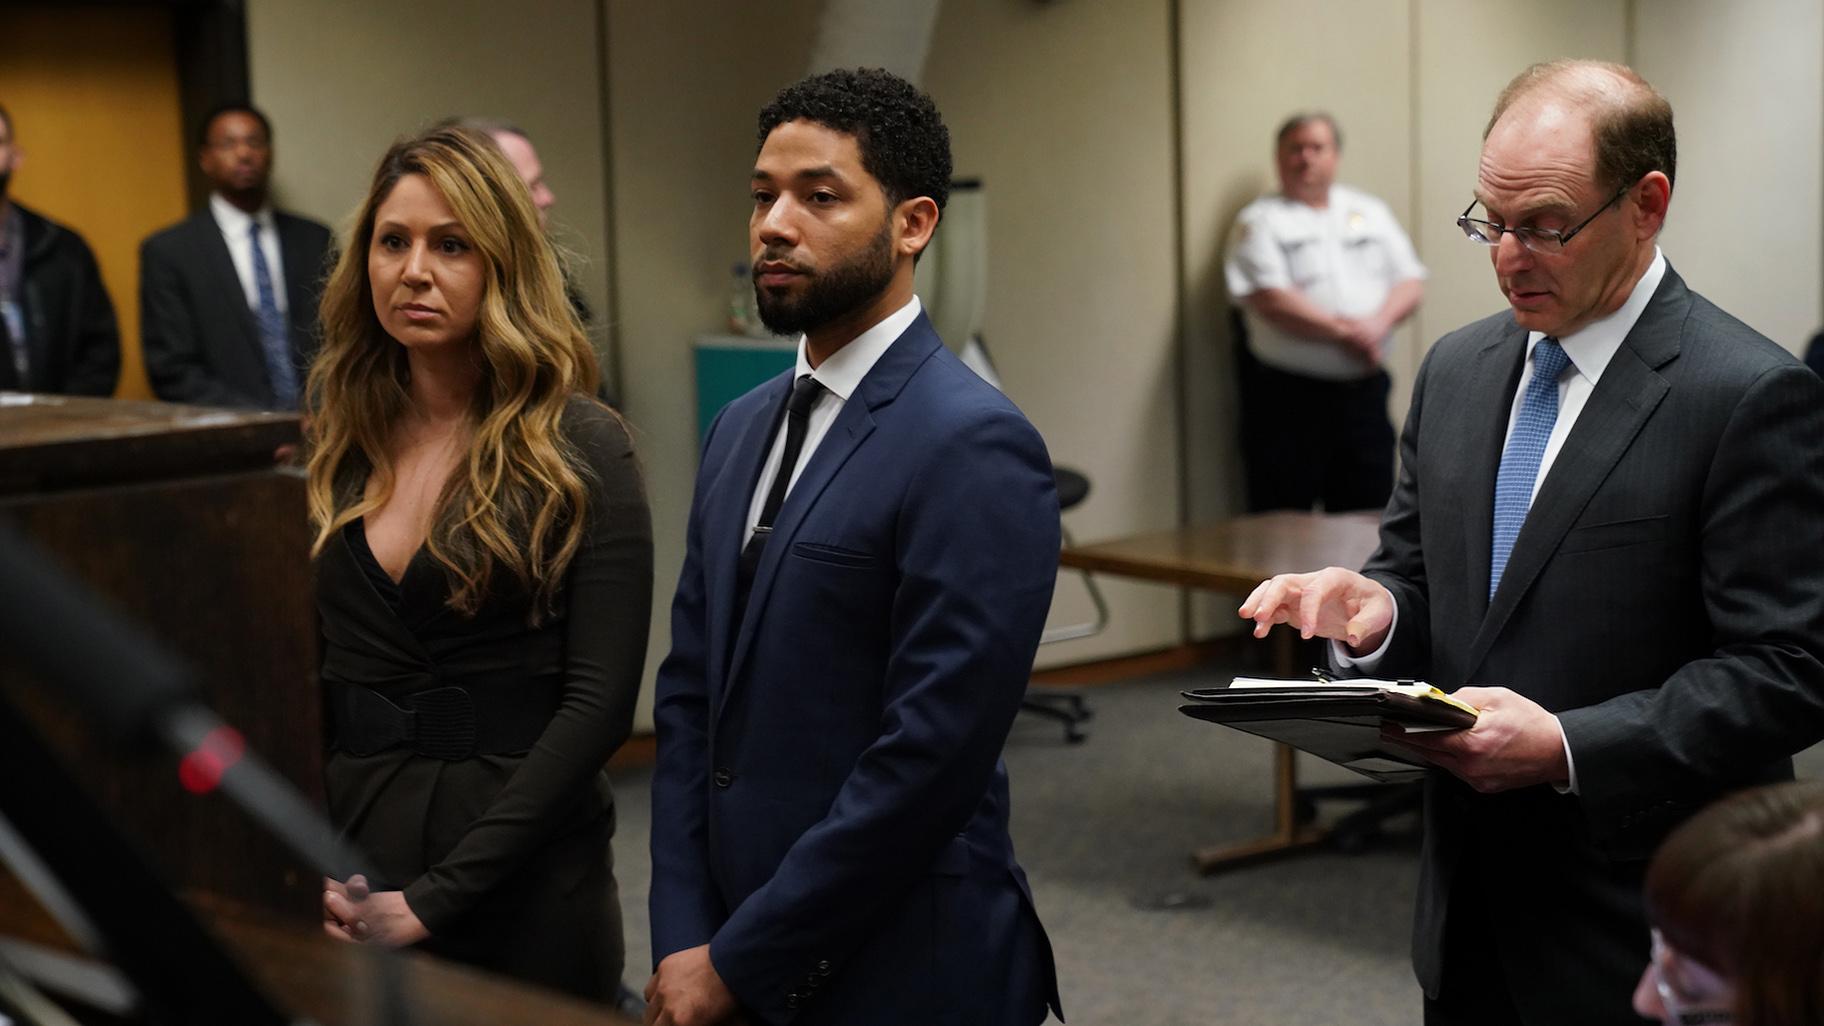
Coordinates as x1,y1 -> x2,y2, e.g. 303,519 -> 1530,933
735,374 -> 825,619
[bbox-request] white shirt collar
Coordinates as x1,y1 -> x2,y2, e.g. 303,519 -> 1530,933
792,294 -> 923,402
1528,247 -> 1666,382
209,193 -> 276,237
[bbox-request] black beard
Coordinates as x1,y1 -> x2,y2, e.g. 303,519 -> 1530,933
754,219 -> 894,337
0,170 -> 10,204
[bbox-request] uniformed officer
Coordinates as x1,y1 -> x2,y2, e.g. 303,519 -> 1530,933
1225,112 -> 1425,512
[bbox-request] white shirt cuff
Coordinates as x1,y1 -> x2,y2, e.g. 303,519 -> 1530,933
1330,599 -> 1398,673
1552,715 -> 1580,794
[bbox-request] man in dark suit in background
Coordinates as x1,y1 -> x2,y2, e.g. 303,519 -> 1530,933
1241,60 -> 1824,1024
645,69 -> 1062,1026
140,103 -> 331,409
0,101 -> 119,396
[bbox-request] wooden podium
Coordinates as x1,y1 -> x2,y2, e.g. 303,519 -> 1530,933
0,394 -> 320,922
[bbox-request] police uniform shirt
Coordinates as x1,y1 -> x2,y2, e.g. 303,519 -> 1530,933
1225,183 -> 1426,381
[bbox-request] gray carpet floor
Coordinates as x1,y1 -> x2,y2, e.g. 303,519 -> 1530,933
609,661 -> 1824,1025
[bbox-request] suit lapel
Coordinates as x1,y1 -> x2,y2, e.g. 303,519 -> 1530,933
717,314 -> 942,720
1465,269 -> 1687,672
704,375 -> 791,697
1459,325 -> 1529,627
191,213 -> 257,335
276,216 -> 318,361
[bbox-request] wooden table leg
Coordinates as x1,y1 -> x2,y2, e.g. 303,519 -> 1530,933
1190,626 -> 1329,873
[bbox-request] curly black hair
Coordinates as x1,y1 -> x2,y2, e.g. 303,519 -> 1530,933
757,67 -> 952,213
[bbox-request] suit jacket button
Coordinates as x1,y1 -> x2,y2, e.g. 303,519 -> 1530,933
713,768 -> 733,788
786,993 -> 801,1009
816,960 -> 831,975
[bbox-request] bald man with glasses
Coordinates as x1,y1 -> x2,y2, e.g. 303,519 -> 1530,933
1240,60 -> 1824,1025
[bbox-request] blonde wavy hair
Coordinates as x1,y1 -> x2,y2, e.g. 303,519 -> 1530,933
305,125 -> 605,622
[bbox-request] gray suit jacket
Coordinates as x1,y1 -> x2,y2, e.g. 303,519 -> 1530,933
1362,265 -> 1824,1022
140,208 -> 332,409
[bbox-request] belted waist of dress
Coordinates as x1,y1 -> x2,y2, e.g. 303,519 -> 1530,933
325,676 -> 562,761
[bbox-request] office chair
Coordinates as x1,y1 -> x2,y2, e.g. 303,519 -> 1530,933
957,335 -> 1106,743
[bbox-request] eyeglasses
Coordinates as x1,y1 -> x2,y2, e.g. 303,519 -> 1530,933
1458,184 -> 1630,253
1648,929 -> 1734,1026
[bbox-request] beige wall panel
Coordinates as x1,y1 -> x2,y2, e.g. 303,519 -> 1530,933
246,0 -> 613,378
925,0 -> 1181,666
1633,0 -> 1824,353
606,1 -> 820,727
1411,1 -> 1627,371
1178,0 -> 1414,631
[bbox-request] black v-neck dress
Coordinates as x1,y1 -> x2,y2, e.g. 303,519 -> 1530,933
315,399 -> 652,1001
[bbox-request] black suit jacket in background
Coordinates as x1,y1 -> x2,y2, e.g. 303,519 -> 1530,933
1361,265 -> 1824,1024
140,208 -> 332,409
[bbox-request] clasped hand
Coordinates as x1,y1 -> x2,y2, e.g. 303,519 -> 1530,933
322,874 -> 428,946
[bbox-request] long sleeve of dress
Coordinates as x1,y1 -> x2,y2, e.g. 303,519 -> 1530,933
403,403 -> 653,931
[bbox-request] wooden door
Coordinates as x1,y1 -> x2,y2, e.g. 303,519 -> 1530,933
0,5 -> 190,399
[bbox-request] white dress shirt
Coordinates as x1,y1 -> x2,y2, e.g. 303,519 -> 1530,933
1337,249 -> 1669,791
209,193 -> 288,316
742,295 -> 922,544
1225,183 -> 1428,380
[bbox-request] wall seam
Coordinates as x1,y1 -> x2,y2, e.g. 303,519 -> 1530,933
1623,0 -> 1637,67
1408,0 -> 1423,370
593,0 -> 625,401
1167,0 -> 1192,643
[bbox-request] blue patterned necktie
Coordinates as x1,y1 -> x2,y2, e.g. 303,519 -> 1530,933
248,220 -> 298,407
1490,337 -> 1571,598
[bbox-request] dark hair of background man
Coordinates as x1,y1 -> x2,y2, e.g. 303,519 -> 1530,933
756,67 -> 953,213
194,102 -> 272,149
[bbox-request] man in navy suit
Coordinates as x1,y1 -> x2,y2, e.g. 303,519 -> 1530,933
646,69 -> 1063,1026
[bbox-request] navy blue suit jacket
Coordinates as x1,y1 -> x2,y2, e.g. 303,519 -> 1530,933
651,313 -> 1064,1026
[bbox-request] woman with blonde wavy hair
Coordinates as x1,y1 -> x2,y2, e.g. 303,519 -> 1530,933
307,125 -> 650,1004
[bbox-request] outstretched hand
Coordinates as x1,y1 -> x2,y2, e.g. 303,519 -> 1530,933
1238,566 -> 1395,654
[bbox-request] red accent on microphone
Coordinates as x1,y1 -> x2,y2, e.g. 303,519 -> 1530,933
177,726 -> 247,795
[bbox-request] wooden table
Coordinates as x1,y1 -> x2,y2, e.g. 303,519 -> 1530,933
1059,510 -> 1384,873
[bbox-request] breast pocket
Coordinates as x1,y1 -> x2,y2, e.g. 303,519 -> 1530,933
1280,236 -> 1323,287
1558,513 -> 1669,554
790,541 -> 878,569
1346,234 -> 1391,278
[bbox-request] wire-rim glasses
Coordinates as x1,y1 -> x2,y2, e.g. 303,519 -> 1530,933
1458,184 -> 1631,253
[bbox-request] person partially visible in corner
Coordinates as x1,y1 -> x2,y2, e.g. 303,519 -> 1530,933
1226,111 -> 1425,513
0,100 -> 119,396
645,68 -> 1064,1026
1635,780 -> 1824,1026
140,103 -> 332,409
307,126 -> 652,1005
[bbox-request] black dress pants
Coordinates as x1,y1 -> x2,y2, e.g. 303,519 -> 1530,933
1237,349 -> 1396,514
